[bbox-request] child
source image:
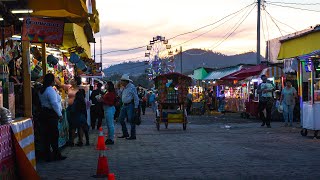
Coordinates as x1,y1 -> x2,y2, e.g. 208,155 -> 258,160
71,90 -> 89,146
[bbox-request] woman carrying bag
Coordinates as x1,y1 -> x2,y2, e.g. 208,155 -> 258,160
38,74 -> 67,162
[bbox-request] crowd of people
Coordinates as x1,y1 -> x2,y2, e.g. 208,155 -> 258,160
37,73 -> 157,162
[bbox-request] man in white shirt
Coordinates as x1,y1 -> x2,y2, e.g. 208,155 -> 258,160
257,75 -> 275,128
118,74 -> 140,140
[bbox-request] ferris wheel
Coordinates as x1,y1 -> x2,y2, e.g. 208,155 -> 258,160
145,35 -> 175,80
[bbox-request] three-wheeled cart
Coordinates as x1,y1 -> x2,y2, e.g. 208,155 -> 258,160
154,73 -> 192,130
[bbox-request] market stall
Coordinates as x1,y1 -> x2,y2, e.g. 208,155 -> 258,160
154,72 -> 192,130
277,26 -> 320,137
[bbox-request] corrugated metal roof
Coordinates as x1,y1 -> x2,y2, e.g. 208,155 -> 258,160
204,65 -> 243,80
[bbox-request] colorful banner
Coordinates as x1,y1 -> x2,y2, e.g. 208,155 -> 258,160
22,17 -> 64,44
0,124 -> 16,180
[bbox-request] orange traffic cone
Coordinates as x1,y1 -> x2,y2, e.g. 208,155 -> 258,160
108,173 -> 115,180
96,156 -> 109,177
96,127 -> 108,150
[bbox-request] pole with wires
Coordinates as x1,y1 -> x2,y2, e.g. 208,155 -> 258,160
257,0 -> 261,64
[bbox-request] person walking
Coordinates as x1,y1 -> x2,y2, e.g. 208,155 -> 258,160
218,90 -> 226,115
280,80 -> 297,127
102,81 -> 117,145
118,74 -> 140,140
90,83 -> 104,130
186,93 -> 193,115
257,75 -> 275,128
38,74 -> 66,162
149,91 -> 156,113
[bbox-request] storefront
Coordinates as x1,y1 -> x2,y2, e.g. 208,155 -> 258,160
277,26 -> 320,136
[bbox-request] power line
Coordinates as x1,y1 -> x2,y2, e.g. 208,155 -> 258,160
261,9 -> 267,42
184,4 -> 256,56
263,8 -> 270,41
96,2 -> 255,56
266,1 -> 320,6
264,9 -> 297,32
170,3 -> 254,49
266,2 -> 320,13
264,8 -> 283,36
167,3 -> 255,41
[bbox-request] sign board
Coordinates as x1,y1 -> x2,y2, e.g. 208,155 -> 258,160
22,17 -> 64,45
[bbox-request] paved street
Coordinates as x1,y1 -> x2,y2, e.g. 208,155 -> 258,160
37,109 -> 320,180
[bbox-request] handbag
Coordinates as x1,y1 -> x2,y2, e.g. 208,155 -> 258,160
133,112 -> 141,125
278,104 -> 284,113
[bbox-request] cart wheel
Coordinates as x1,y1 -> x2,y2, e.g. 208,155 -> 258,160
300,129 -> 308,136
165,122 -> 168,129
314,130 -> 318,138
183,123 -> 187,130
245,113 -> 250,119
156,122 -> 160,131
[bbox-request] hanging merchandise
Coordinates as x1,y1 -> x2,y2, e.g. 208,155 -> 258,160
30,47 -> 42,60
68,46 -> 84,54
76,60 -> 87,72
69,53 -> 80,64
47,55 -> 59,66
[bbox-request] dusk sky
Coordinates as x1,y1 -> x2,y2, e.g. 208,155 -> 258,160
93,0 -> 320,67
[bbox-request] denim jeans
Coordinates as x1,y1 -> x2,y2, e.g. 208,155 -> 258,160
150,101 -> 156,113
119,103 -> 136,137
283,103 -> 295,125
104,106 -> 115,141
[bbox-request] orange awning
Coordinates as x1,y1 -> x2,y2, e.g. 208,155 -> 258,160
28,0 -> 88,18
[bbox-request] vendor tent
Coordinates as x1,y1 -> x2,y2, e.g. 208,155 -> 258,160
221,64 -> 268,80
204,65 -> 243,80
192,67 -> 209,80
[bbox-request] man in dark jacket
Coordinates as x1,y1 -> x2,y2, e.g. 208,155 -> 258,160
90,83 -> 104,130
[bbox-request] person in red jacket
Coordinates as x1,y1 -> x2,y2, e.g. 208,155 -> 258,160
102,81 -> 117,144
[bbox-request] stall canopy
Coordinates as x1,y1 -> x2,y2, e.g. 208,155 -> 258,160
63,23 -> 91,57
204,65 -> 243,80
221,64 -> 268,80
28,0 -> 88,19
250,66 -> 284,80
278,26 -> 320,60
192,67 -> 209,80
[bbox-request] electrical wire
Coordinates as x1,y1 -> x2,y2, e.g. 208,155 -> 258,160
264,9 -> 297,32
184,4 -> 256,56
261,8 -> 267,42
264,8 -> 284,36
95,2 -> 255,56
263,8 -> 270,41
170,3 -> 254,50
266,2 -> 320,13
266,1 -> 320,6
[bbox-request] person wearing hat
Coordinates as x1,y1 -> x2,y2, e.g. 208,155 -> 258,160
118,74 -> 140,140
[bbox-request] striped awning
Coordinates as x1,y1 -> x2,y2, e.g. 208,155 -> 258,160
10,119 -> 36,169
261,66 -> 283,78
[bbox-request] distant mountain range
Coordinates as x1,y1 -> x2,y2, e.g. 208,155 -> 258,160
103,49 -> 265,76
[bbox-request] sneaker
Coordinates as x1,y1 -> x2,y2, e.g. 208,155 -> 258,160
261,123 -> 265,127
76,142 -> 83,147
118,135 -> 129,138
105,139 -> 114,145
267,125 -> 271,128
126,136 -> 136,140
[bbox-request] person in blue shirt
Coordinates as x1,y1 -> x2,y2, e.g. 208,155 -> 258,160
38,73 -> 66,162
149,91 -> 156,113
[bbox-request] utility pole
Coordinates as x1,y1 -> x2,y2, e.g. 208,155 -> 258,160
180,46 -> 183,74
100,36 -> 102,71
257,0 -> 261,64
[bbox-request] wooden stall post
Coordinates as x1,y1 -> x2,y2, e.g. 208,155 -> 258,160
22,41 -> 32,118
41,43 -> 47,76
